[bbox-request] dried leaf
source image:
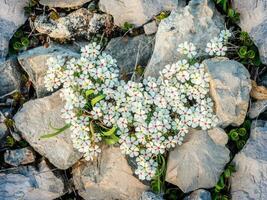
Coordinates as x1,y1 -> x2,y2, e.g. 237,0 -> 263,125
49,10 -> 60,20
250,80 -> 267,100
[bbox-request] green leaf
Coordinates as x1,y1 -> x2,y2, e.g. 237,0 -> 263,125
155,11 -> 170,21
243,120 -> 251,131
91,94 -> 106,106
222,195 -> 229,200
237,140 -> 246,149
102,126 -> 117,136
254,56 -> 262,66
6,136 -> 15,147
215,176 -> 225,191
224,168 -> 231,178
238,128 -> 247,137
222,0 -> 227,12
157,154 -> 166,176
41,124 -> 70,139
227,164 -> 236,173
14,30 -> 23,38
151,154 -> 167,194
21,37 -> 30,47
247,50 -> 256,59
104,134 -> 119,145
227,8 -> 234,18
229,130 -> 239,141
135,65 -> 144,76
238,46 -> 247,58
239,31 -> 253,46
85,89 -> 95,97
122,22 -> 134,31
13,41 -> 23,50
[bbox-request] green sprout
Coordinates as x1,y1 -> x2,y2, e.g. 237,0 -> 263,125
228,120 -> 251,150
122,22 -> 135,32
213,0 -> 240,23
151,154 -> 167,194
155,11 -> 170,22
212,164 -> 236,200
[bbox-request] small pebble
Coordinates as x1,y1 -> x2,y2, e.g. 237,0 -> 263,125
144,21 -> 158,35
4,147 -> 36,166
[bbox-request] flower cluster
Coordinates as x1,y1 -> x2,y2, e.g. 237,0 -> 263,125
45,42 -> 120,161
44,30 -> 231,181
205,29 -> 231,56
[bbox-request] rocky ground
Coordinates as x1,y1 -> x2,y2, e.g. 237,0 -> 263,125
0,0 -> 267,200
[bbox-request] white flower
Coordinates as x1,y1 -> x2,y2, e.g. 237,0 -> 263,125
206,36 -> 227,56
205,42 -> 217,56
177,42 -> 197,58
161,64 -> 176,79
215,43 -> 227,56
91,106 -> 103,119
81,42 -> 101,58
220,29 -> 232,41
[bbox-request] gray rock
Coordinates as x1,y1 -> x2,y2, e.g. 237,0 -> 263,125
184,189 -> 211,200
18,45 -> 79,98
14,90 -> 82,169
105,34 -> 154,77
4,147 -> 36,166
140,191 -> 163,200
88,1 -> 98,12
166,128 -> 230,193
88,13 -> 111,34
204,58 -> 251,127
179,0 -> 188,7
0,58 -> 22,97
35,8 -> 109,39
232,0 -> 267,64
99,0 -> 178,27
144,0 -> 224,78
230,120 -> 267,200
144,21 -> 158,35
34,8 -> 92,39
250,21 -> 267,65
259,72 -> 267,87
73,145 -> 148,200
208,127 -> 228,146
0,122 -> 7,140
40,0 -> 91,8
249,100 -> 267,119
10,130 -> 22,142
0,160 -> 67,200
0,0 -> 28,60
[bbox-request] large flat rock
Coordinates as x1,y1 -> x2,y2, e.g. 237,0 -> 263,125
14,90 -> 82,169
105,34 -> 154,77
166,128 -> 230,193
204,58 -> 251,127
0,160 -> 67,200
73,146 -> 148,200
18,45 -> 79,98
99,0 -> 178,27
144,0 -> 224,78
